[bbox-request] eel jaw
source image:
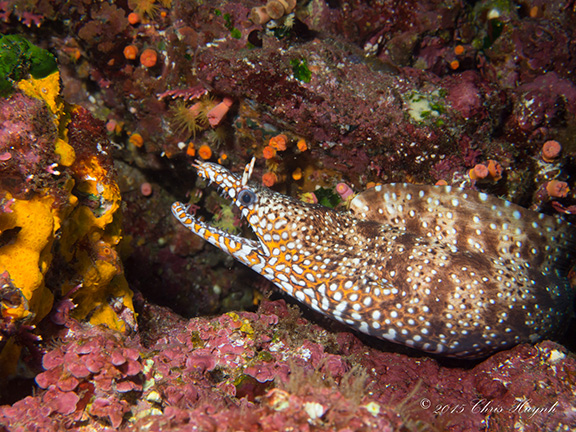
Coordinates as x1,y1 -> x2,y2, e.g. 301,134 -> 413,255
172,158 -> 270,266
171,200 -> 269,267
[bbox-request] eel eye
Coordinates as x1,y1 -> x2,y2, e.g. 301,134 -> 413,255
238,188 -> 257,206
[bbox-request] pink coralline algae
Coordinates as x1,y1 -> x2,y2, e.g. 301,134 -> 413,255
0,91 -> 58,198
0,300 -> 575,431
444,71 -> 493,121
504,73 -> 576,140
23,325 -> 143,429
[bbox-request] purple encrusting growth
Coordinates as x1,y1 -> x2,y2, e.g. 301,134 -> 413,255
173,160 -> 575,358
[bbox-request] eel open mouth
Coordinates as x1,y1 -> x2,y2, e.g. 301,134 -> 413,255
171,159 -> 268,261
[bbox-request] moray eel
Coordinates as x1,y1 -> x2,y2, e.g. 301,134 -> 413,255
172,159 -> 575,358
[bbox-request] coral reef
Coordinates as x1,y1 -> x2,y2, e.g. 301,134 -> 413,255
0,0 -> 575,430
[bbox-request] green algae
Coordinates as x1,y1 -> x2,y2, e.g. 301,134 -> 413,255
0,34 -> 58,95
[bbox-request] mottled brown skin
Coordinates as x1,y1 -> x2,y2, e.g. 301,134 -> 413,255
173,161 -> 575,358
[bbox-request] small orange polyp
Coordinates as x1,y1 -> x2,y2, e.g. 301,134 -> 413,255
140,48 -> 158,67
269,134 -> 288,151
546,180 -> 570,198
541,140 -> 561,163
198,144 -> 212,160
129,133 -> 144,148
486,160 -> 503,181
123,45 -> 138,60
262,145 -> 276,159
469,164 -> 488,180
186,142 -> 195,156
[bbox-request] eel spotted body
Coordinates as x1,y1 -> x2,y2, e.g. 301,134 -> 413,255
172,159 -> 575,358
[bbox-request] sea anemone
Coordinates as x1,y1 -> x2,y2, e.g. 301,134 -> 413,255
195,95 -> 219,125
336,183 -> 354,200
469,160 -> 502,182
269,134 -> 288,151
129,133 -> 144,148
140,182 -> 153,196
250,7 -> 270,25
292,168 -> 302,181
169,101 -> 208,139
469,163 -> 488,180
186,142 -> 195,156
123,45 -> 138,60
486,160 -> 502,181
128,0 -> 159,19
